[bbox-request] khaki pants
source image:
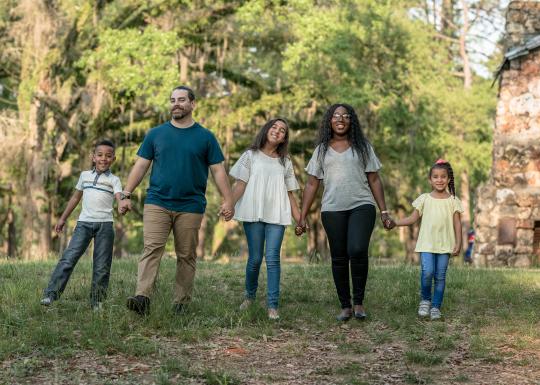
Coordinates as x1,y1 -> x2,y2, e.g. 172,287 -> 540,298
135,204 -> 203,304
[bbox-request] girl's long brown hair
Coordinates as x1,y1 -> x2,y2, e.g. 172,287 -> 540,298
249,118 -> 290,166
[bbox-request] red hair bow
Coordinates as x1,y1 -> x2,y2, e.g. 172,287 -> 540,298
435,158 -> 448,164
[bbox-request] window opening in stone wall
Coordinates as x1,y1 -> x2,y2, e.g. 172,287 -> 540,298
533,221 -> 540,255
497,217 -> 517,245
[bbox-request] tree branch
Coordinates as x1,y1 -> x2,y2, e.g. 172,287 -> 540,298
433,32 -> 460,43
203,62 -> 269,95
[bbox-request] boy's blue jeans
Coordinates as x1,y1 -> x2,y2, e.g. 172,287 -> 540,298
44,221 -> 114,305
419,252 -> 450,309
243,222 -> 285,309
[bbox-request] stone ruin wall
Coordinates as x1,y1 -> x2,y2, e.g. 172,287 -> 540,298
474,1 -> 540,267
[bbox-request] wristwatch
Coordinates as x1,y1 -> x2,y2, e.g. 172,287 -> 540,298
120,191 -> 131,200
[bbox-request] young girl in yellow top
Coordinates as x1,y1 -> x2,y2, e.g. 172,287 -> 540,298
390,159 -> 463,320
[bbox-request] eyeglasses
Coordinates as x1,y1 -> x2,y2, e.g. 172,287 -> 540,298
332,113 -> 351,120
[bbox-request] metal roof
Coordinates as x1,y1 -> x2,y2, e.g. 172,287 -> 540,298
493,34 -> 540,85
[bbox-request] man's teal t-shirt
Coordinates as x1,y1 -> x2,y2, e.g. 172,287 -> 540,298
137,121 -> 225,213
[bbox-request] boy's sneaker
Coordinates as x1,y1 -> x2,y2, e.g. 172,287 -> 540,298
430,307 -> 442,320
127,295 -> 150,316
92,302 -> 103,312
418,300 -> 430,317
40,297 -> 54,306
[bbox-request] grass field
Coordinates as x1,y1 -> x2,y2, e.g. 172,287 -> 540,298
0,257 -> 539,385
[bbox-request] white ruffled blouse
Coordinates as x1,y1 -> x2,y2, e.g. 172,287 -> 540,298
230,150 -> 299,225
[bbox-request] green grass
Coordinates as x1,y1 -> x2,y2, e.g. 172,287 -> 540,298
405,349 -> 444,365
0,258 -> 538,384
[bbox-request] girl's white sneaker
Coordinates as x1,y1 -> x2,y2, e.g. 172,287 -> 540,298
268,308 -> 280,320
430,307 -> 442,320
418,300 -> 430,317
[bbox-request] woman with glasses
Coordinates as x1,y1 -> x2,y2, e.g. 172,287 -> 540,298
296,104 -> 393,321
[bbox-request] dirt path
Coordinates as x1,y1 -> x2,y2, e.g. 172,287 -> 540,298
3,325 -> 539,385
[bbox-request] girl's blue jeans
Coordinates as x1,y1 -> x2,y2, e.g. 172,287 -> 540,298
243,222 -> 285,309
419,252 -> 450,309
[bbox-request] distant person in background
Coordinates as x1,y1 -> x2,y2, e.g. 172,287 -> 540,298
40,140 -> 122,311
230,118 -> 301,320
297,104 -> 394,322
119,85 -> 234,316
464,228 -> 475,264
389,159 -> 463,320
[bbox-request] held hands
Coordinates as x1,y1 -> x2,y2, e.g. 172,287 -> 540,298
118,199 -> 132,216
452,243 -> 461,256
295,217 -> 308,236
218,201 -> 234,221
381,212 -> 396,230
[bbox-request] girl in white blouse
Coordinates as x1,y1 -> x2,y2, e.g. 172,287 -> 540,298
230,118 -> 301,320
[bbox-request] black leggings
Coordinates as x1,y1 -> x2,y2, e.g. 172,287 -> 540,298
321,204 -> 376,309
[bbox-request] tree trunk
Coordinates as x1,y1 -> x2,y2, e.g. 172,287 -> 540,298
307,213 -> 316,259
114,134 -> 129,258
405,223 -> 419,264
441,0 -> 456,38
179,52 -> 189,83
459,0 -> 472,89
307,210 -> 328,261
7,208 -> 17,258
460,171 -> 471,251
458,0 -> 472,251
7,193 -> 17,258
196,214 -> 208,259
114,216 -> 125,258
316,220 -> 329,259
18,0 -> 59,259
22,100 -> 52,259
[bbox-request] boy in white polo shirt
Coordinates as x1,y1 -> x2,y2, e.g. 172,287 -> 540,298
40,140 -> 123,310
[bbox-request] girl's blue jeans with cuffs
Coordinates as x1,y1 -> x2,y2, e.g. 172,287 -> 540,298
419,252 -> 450,309
242,221 -> 285,310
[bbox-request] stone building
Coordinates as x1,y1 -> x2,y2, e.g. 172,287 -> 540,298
474,1 -> 540,267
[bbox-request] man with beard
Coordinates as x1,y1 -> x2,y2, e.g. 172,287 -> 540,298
119,85 -> 234,315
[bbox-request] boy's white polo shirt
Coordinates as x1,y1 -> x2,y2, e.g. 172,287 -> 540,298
75,169 -> 122,222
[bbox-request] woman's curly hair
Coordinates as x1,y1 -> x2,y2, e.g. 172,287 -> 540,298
316,103 -> 370,164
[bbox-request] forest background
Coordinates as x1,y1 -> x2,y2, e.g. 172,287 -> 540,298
0,0 -> 507,262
